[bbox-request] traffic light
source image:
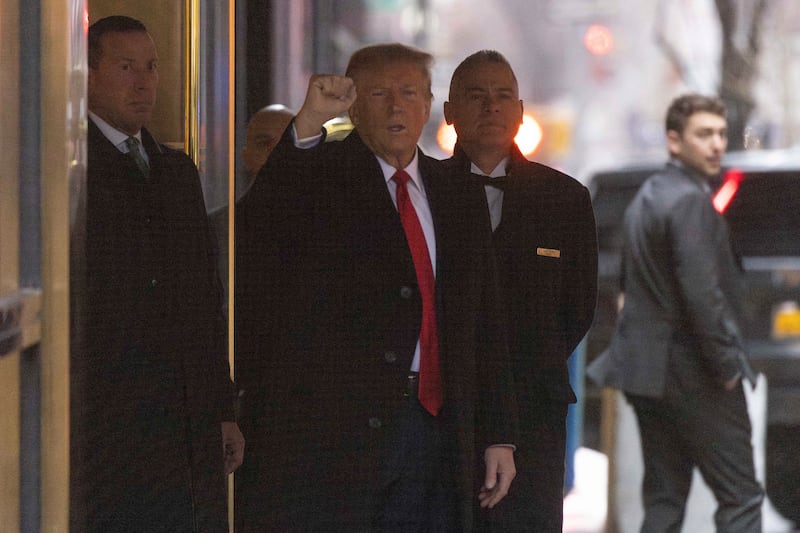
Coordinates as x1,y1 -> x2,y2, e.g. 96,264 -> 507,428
584,24 -> 613,56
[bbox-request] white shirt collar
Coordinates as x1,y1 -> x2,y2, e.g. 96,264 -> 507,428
89,111 -> 142,152
378,149 -> 423,192
469,155 -> 510,178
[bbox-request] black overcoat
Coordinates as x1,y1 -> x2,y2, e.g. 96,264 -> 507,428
446,145 -> 598,531
70,120 -> 233,532
235,128 -> 517,531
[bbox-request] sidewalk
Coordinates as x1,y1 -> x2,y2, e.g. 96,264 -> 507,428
563,436 -> 797,532
563,447 -> 607,533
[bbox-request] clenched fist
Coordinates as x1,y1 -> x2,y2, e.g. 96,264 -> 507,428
294,75 -> 358,139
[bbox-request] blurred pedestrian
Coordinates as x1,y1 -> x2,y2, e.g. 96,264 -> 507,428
587,93 -> 763,532
443,49 -> 598,532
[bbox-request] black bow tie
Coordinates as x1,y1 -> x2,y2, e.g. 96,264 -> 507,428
470,173 -> 510,190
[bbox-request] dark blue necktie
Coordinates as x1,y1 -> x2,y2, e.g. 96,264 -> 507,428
124,136 -> 149,178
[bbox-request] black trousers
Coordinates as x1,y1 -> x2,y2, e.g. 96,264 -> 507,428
627,367 -> 763,533
374,395 -> 459,532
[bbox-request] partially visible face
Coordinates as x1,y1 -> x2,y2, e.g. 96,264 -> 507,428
667,111 -> 728,178
242,109 -> 294,179
444,61 -> 523,152
348,62 -> 431,169
88,30 -> 159,136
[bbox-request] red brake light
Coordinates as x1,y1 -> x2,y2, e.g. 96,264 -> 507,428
713,168 -> 744,213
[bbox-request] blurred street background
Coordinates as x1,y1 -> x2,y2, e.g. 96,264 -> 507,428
268,0 -> 800,184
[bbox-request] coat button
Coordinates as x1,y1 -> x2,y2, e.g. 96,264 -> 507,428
150,278 -> 158,288
384,351 -> 397,363
399,286 -> 413,299
368,417 -> 382,429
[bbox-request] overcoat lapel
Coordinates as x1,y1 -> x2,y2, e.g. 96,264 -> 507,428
344,131 -> 418,276
495,148 -> 533,239
418,150 -> 445,275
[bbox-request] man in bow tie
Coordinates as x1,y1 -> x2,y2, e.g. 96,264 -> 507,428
443,50 -> 598,532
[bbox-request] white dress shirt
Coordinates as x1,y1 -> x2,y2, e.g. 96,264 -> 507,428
471,156 -> 510,231
378,153 -> 436,373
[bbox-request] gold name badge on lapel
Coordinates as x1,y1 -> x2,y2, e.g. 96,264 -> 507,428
537,247 -> 561,258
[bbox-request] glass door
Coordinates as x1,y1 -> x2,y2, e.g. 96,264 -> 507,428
0,0 -> 85,530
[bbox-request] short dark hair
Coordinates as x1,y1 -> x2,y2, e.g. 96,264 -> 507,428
665,93 -> 726,135
448,50 -> 518,99
88,16 -> 148,69
345,43 -> 433,98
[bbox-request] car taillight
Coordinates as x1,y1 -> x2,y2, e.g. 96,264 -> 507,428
713,168 -> 744,213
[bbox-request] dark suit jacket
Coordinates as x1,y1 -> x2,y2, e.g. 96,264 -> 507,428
446,145 -> 598,531
235,128 -> 516,531
587,161 -> 755,397
70,120 -> 233,532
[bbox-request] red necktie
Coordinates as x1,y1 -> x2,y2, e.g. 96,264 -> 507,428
392,170 -> 442,416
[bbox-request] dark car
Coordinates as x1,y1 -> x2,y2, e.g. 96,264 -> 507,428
583,150 -> 800,522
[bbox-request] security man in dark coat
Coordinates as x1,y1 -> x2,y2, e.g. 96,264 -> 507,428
70,16 -> 243,532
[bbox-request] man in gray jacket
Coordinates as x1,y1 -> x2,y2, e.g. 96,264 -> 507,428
587,93 -> 763,532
